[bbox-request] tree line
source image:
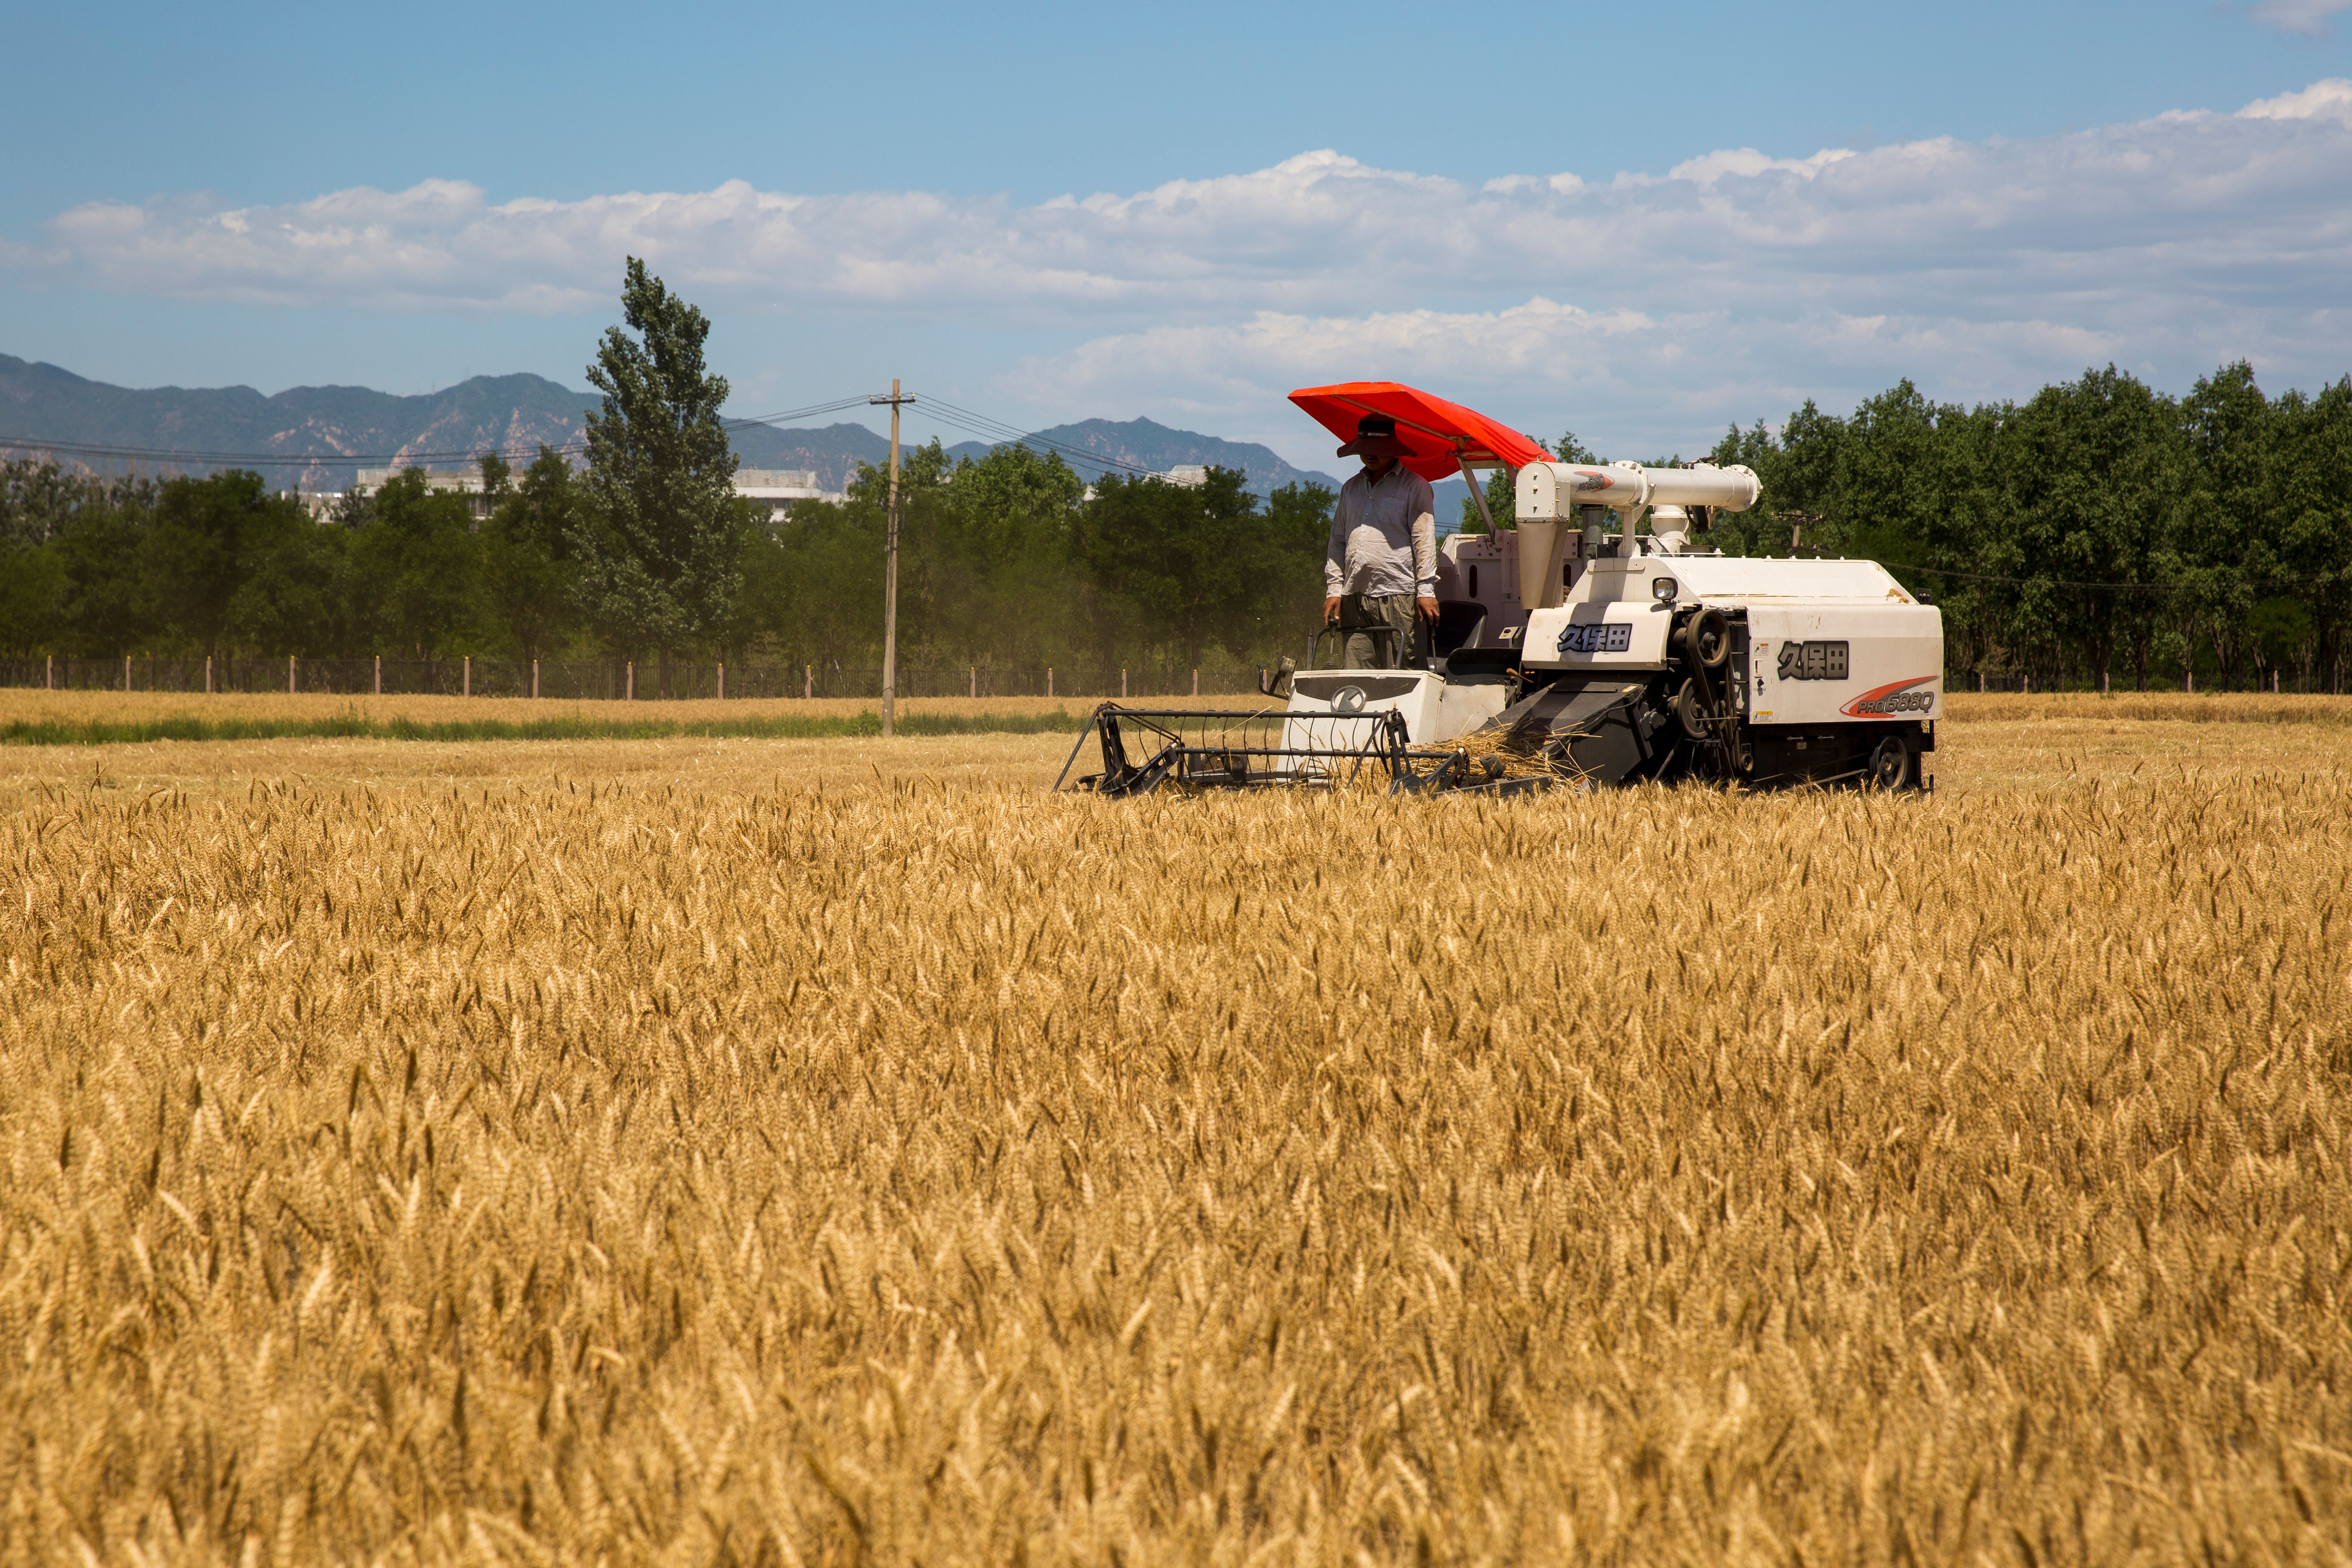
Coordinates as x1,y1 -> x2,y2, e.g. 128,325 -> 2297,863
0,442 -> 1336,683
0,261 -> 1336,685
1696,365 -> 2352,692
2,254 -> 2346,692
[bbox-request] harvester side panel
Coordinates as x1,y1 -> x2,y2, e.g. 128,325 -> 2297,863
1745,603 -> 1944,726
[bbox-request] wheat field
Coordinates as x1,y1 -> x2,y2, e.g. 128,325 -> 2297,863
3,705 -> 2349,1564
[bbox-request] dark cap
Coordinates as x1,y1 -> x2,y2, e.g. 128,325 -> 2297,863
1337,413 -> 1412,459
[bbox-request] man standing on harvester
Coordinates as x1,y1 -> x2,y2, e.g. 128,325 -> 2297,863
1324,414 -> 1438,669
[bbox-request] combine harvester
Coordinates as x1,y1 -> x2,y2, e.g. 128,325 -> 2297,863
1059,382 -> 1941,797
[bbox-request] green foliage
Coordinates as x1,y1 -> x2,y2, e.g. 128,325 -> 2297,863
346,471 -> 481,659
1458,434 -> 1588,534
481,446 -> 583,660
144,470 -> 304,657
230,500 -> 351,657
2267,377 -> 2352,683
7,359 -> 2351,691
0,542 -> 65,657
0,461 -> 160,550
579,257 -> 743,656
2001,368 -> 2188,689
1081,467 -> 1282,670
53,499 -> 155,657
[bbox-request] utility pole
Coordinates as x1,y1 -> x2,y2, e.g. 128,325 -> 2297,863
870,380 -> 915,736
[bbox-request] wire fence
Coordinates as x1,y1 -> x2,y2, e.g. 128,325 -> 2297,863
0,656 -> 1278,702
6,656 -> 2323,701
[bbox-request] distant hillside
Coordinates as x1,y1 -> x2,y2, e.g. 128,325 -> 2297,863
0,354 -> 600,493
935,416 -> 1341,498
0,355 -> 1348,503
727,422 -> 892,493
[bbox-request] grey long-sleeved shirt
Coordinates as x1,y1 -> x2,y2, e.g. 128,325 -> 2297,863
1324,467 -> 1437,598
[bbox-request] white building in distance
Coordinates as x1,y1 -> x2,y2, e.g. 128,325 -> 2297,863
342,464 -> 846,522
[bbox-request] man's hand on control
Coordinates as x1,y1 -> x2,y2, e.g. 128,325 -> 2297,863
1324,596 -> 1344,626
1417,596 -> 1440,624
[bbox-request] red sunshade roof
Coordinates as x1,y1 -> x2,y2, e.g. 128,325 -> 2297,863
1288,381 -> 1551,483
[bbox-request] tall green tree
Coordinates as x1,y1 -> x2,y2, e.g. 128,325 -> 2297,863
0,541 -> 66,656
481,446 -> 583,661
2181,362 -> 2278,687
230,503 -> 351,657
1262,480 -> 1336,636
1999,367 -> 2186,690
1079,467 -> 1276,674
347,471 -> 480,660
143,470 -> 298,658
49,503 -> 151,656
579,258 -> 743,687
921,443 -> 1084,668
2271,376 -> 2352,690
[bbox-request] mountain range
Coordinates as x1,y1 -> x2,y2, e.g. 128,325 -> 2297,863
0,355 -> 599,495
0,355 -> 1345,501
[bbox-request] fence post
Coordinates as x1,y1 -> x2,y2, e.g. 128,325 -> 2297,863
374,655 -> 381,696
804,664 -> 812,700
47,654 -> 53,691
1192,667 -> 1198,698
1121,668 -> 1128,699
627,662 -> 635,701
717,662 -> 725,701
204,655 -> 213,694
289,656 -> 298,695
969,667 -> 976,699
464,656 -> 471,697
125,655 -> 132,692
532,659 -> 540,700
1047,667 -> 1053,699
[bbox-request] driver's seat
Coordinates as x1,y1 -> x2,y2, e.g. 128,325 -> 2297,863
1431,599 -> 1488,659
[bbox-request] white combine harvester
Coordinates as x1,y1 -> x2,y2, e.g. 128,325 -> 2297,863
1061,381 -> 1941,795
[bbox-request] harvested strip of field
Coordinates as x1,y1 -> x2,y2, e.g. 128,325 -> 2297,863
4,688 -> 2346,750
1953,691 -> 2352,726
3,765 -> 2347,1563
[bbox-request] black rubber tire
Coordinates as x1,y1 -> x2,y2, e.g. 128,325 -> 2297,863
1684,607 -> 1731,670
1867,734 -> 1911,790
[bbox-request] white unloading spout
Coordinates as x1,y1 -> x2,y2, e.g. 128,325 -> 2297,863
1516,460 -> 1763,519
1515,460 -> 1762,574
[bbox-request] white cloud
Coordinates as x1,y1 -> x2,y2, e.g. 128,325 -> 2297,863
2238,77 -> 2352,122
2244,0 -> 2352,37
13,80 -> 2352,456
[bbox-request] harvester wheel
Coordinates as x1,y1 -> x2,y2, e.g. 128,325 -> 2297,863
1867,735 -> 1911,791
1684,608 -> 1731,670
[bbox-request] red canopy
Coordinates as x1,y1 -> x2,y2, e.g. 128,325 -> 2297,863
1288,381 -> 1551,483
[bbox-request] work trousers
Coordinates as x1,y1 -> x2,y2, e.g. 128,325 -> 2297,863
1337,592 -> 1423,670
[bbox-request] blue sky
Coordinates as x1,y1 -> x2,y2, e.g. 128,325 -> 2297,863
4,0 -> 2349,466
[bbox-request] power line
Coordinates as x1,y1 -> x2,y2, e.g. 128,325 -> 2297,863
910,395 -> 1161,478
